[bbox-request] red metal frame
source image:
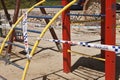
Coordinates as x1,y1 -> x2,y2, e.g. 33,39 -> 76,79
7,0 -> 21,54
101,0 -> 116,80
1,0 -> 117,79
0,0 -> 12,26
62,0 -> 116,79
62,0 -> 71,73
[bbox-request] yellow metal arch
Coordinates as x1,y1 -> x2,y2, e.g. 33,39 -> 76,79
0,0 -> 46,55
21,0 -> 77,80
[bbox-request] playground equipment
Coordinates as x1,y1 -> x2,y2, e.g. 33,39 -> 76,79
0,0 -> 12,26
71,1 -> 116,80
73,0 -> 120,26
0,0 -> 77,80
0,0 -> 117,80
62,0 -> 116,80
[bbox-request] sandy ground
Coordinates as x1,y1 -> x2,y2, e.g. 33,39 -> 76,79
0,8 -> 120,80
0,26 -> 120,80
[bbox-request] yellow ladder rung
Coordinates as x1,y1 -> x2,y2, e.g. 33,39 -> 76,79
68,50 -> 105,61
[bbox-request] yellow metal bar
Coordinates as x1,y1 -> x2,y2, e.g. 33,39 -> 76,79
0,0 -> 45,55
21,0 -> 77,80
116,26 -> 120,28
68,50 -> 105,61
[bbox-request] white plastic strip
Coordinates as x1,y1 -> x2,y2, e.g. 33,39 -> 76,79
22,13 -> 30,57
38,38 -> 120,54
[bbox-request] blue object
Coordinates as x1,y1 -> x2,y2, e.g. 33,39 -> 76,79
27,15 -> 52,19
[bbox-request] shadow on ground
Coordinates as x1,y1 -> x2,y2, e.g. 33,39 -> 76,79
71,54 -> 120,80
31,54 -> 120,80
31,55 -> 105,80
0,75 -> 7,80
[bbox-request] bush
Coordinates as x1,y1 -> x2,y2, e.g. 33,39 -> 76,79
0,0 -> 119,10
0,0 -> 61,9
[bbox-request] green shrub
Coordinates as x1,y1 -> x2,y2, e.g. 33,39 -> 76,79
0,0 -> 120,10
0,0 -> 61,9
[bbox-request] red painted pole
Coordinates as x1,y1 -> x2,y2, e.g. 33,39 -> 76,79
0,0 -> 12,26
7,0 -> 21,54
62,0 -> 71,73
101,0 -> 116,80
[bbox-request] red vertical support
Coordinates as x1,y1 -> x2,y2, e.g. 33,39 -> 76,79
0,0 -> 12,26
62,0 -> 71,73
101,0 -> 116,80
7,0 -> 21,54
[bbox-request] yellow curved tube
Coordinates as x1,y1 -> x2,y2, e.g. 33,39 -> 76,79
21,0 -> 77,80
0,0 -> 46,55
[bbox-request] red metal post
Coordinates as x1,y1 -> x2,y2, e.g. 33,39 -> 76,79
62,0 -> 71,73
101,0 -> 116,80
7,0 -> 21,53
0,0 -> 12,26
